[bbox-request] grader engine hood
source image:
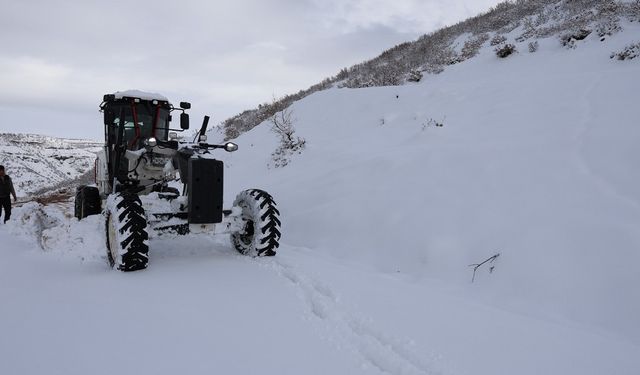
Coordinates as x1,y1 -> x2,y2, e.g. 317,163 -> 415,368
187,157 -> 224,224
175,148 -> 224,224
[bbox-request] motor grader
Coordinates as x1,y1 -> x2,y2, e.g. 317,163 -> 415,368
75,90 -> 280,271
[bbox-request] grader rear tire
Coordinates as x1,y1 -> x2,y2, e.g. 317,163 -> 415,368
74,186 -> 101,220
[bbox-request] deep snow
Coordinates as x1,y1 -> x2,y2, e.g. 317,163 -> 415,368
2,17 -> 640,375
2,206 -> 639,375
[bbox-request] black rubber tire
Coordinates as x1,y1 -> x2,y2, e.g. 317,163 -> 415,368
231,189 -> 281,256
105,193 -> 149,271
74,185 -> 101,220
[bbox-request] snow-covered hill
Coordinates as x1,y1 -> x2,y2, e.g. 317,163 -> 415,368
0,133 -> 102,197
221,0 -> 640,138
220,18 -> 640,348
2,4 -> 640,375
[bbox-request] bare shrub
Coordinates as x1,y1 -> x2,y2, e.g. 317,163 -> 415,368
490,34 -> 507,46
421,118 -> 445,131
269,107 -> 306,168
407,69 -> 423,82
596,20 -> 622,41
460,33 -> 490,60
559,29 -> 592,49
495,43 -> 516,58
610,42 -> 640,61
632,0 -> 640,21
528,41 -> 539,53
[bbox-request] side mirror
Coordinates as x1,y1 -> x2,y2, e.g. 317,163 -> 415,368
180,102 -> 191,109
224,142 -> 238,152
180,112 -> 189,130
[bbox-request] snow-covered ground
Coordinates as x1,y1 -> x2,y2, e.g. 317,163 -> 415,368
2,17 -> 640,375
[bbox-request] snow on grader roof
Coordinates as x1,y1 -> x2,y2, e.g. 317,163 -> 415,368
112,90 -> 169,102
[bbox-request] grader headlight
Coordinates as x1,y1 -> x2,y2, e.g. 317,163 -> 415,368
144,137 -> 157,148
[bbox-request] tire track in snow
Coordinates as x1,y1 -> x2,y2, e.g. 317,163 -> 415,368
259,253 -> 446,375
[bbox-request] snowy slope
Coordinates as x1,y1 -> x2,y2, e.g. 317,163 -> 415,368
0,133 -> 101,196
220,19 -> 640,339
2,13 -> 640,375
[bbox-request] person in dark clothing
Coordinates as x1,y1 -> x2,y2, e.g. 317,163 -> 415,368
0,165 -> 17,223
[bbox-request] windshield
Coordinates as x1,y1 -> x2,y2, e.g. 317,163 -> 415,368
108,102 -> 170,149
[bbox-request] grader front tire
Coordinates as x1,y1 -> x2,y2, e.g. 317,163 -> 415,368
231,189 -> 281,257
105,193 -> 149,271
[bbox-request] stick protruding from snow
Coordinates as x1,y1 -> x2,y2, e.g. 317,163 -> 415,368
469,253 -> 500,283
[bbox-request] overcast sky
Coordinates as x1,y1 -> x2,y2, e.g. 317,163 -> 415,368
0,0 -> 502,140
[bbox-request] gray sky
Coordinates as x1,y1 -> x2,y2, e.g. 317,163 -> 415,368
0,0 -> 502,140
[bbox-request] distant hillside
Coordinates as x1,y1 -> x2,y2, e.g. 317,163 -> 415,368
221,0 -> 639,139
0,133 -> 102,197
